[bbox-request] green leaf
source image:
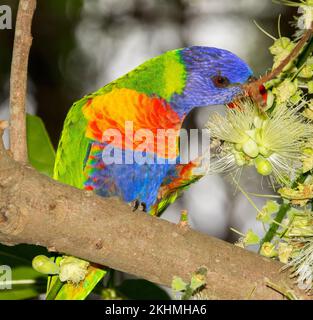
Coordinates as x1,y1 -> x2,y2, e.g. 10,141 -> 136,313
0,266 -> 46,300
0,244 -> 48,300
0,244 -> 49,267
26,114 -> 55,177
117,279 -> 171,300
172,276 -> 187,292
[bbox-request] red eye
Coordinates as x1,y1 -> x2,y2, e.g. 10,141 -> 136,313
212,75 -> 230,88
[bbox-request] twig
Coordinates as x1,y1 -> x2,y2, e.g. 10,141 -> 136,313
245,22 -> 313,106
9,0 -> 37,162
265,278 -> 298,300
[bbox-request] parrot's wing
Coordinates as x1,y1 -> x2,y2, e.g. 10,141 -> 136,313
55,87 -> 181,187
79,87 -> 182,210
53,95 -> 92,188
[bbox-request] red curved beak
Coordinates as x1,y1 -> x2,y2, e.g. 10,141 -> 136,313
258,84 -> 267,104
227,76 -> 268,109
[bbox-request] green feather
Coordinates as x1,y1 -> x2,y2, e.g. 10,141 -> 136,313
53,96 -> 90,189
151,175 -> 203,216
114,49 -> 186,100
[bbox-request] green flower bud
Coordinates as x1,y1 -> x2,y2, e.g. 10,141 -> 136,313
256,209 -> 272,223
259,146 -> 272,157
278,243 -> 293,264
270,38 -> 296,71
32,255 -> 59,275
234,143 -> 242,151
298,65 -> 313,78
260,242 -> 277,258
265,200 -> 280,214
272,79 -> 298,104
269,37 -> 294,56
243,229 -> 260,246
172,276 -> 187,292
59,256 -> 89,284
243,139 -> 259,158
290,90 -> 302,104
308,81 -> 313,94
234,151 -> 247,166
256,201 -> 278,223
254,156 -> 273,176
303,147 -> 313,156
190,273 -> 206,292
266,90 -> 275,110
303,107 -> 313,120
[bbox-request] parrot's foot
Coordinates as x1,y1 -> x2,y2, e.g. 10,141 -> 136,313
138,202 -> 146,212
128,200 -> 147,212
129,200 -> 139,211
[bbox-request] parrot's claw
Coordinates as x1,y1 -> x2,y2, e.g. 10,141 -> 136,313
129,200 -> 140,211
138,202 -> 146,212
128,200 -> 147,212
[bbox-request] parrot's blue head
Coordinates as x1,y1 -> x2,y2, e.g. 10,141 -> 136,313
172,46 -> 253,117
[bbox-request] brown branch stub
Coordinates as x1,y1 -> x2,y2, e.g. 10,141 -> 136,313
9,0 -> 37,163
0,121 -> 8,132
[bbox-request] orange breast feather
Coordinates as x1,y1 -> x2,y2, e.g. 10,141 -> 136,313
82,88 -> 182,159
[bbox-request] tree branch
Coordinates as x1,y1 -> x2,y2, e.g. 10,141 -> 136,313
9,0 -> 36,162
0,138 -> 310,300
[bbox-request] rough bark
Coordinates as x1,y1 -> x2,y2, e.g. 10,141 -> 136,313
9,0 -> 36,163
0,136 -> 310,300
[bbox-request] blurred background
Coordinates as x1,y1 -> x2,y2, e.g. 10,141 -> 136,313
0,0 -> 296,243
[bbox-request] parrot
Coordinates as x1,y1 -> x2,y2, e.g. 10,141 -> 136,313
54,46 -> 253,216
50,46 -> 253,299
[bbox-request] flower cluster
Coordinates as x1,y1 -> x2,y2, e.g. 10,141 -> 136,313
207,0 -> 313,294
207,100 -> 313,185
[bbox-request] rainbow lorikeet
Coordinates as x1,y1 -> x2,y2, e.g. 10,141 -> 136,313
54,46 -> 252,216
49,46 -> 253,299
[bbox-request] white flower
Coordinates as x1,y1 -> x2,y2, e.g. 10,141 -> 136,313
285,240 -> 313,292
206,99 -> 313,185
59,256 -> 89,284
276,0 -> 313,39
